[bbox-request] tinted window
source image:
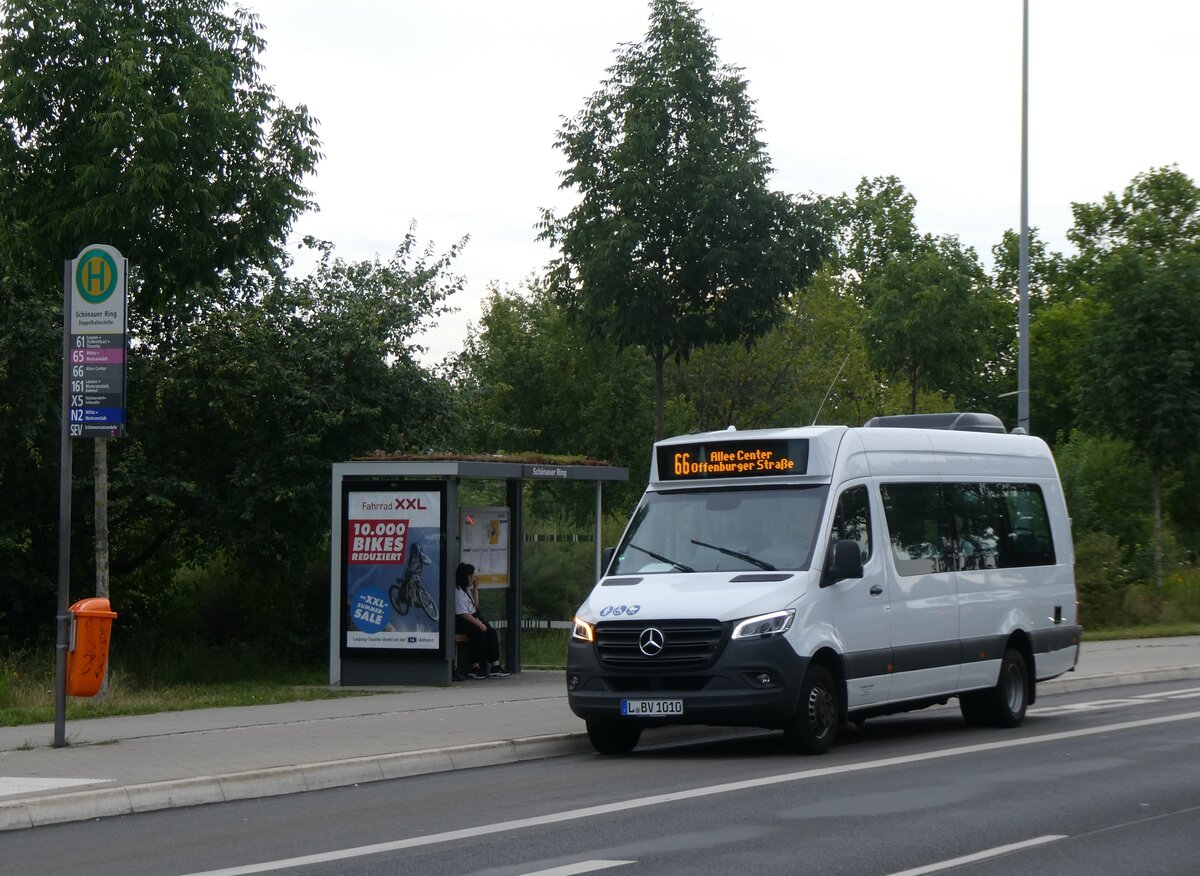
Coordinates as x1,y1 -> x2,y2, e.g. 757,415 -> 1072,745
993,483 -> 1056,568
831,485 -> 872,563
880,482 -> 1056,576
880,484 -> 955,575
951,483 -> 1002,570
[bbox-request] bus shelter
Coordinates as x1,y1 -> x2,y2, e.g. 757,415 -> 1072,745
329,457 -> 628,686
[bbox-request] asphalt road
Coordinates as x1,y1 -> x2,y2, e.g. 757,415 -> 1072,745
8,680 -> 1200,876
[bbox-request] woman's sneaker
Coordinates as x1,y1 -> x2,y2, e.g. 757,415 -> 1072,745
488,665 -> 511,678
466,667 -> 488,680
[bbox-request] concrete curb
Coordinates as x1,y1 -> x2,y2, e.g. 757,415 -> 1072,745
0,732 -> 594,832
1039,665 -> 1200,694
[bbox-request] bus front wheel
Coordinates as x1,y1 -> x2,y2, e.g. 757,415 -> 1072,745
784,665 -> 838,755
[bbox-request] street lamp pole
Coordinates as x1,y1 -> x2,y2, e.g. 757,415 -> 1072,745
1017,0 -> 1031,434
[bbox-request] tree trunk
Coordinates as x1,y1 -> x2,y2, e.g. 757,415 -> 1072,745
94,437 -> 110,699
95,438 -> 110,599
653,351 -> 666,442
908,362 -> 918,414
1151,466 -> 1163,589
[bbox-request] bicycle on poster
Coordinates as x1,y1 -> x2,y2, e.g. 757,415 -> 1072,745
389,540 -> 439,621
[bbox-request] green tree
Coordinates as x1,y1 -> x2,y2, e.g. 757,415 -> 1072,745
668,266 -> 877,431
842,177 -> 1002,417
0,0 -> 320,333
539,0 -> 827,439
111,235 -> 465,653
860,233 -> 992,413
845,176 -> 917,279
989,228 -> 1067,434
991,228 -> 1065,306
1072,165 -> 1200,586
455,281 -> 653,517
0,0 -> 318,645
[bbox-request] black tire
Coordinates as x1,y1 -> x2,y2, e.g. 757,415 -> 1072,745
958,690 -> 989,726
586,719 -> 642,755
784,665 -> 838,755
963,648 -> 1029,728
415,584 -> 439,621
389,583 -> 410,616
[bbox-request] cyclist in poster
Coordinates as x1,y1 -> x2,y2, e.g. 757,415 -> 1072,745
344,489 -> 442,650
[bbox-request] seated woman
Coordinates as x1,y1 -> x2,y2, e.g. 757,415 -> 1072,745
454,562 -> 510,679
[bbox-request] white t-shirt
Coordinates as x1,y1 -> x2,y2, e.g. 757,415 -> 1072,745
455,587 -> 476,616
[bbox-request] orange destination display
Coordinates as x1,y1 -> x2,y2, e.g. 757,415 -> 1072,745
656,439 -> 809,481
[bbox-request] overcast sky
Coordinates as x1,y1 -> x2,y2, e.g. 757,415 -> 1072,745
247,0 -> 1199,364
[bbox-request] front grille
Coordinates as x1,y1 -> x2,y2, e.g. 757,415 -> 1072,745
595,619 -> 725,670
604,676 -> 711,692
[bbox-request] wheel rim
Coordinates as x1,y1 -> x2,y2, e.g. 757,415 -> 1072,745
1002,664 -> 1024,713
419,588 -> 438,620
807,684 -> 835,739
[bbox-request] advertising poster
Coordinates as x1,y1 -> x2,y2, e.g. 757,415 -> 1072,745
344,486 -> 443,651
460,506 -> 509,588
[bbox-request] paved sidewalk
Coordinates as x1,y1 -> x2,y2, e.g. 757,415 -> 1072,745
1,636 -> 1198,831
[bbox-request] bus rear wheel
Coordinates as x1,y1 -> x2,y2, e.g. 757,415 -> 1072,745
960,648 -> 1028,728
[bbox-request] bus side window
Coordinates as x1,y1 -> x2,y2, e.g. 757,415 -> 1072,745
994,483 -> 1056,568
880,483 -> 955,575
832,485 -> 872,563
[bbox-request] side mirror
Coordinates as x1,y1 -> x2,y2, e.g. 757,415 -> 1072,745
601,546 -> 617,577
822,539 -> 864,587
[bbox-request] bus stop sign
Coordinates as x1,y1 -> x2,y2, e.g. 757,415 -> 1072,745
67,244 -> 127,439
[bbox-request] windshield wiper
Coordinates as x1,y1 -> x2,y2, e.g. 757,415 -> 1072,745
627,543 -> 695,573
690,538 -> 776,571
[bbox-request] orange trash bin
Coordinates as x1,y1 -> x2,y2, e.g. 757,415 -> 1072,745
66,597 -> 118,697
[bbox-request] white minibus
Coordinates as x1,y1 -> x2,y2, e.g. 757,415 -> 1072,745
567,413 -> 1081,754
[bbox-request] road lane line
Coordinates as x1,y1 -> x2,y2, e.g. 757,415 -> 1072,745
521,861 -> 635,875
1130,687 -> 1200,699
884,835 -> 1066,876
179,709 -> 1200,876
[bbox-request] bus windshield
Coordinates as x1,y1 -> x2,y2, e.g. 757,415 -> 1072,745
611,485 -> 829,575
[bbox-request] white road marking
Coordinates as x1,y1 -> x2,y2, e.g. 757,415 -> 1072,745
1030,686 -> 1200,715
884,835 -> 1066,876
521,861 -> 635,876
0,777 -> 109,797
179,710 -> 1200,876
1130,686 -> 1200,699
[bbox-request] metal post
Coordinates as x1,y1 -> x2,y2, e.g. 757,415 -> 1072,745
506,478 -> 523,672
594,481 -> 603,581
1017,0 -> 1031,434
55,260 -> 73,748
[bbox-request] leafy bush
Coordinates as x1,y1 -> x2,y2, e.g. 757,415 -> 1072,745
1162,567 -> 1200,624
1075,531 -> 1127,629
1056,433 -> 1152,553
522,538 -> 595,621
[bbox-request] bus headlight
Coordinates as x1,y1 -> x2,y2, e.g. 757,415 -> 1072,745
571,617 -> 595,642
732,609 -> 795,640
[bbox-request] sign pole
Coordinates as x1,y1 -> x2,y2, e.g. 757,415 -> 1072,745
55,260 -> 73,748
56,244 -> 128,745
1017,0 -> 1031,434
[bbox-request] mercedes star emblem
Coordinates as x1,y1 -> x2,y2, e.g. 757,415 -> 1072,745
639,627 -> 665,657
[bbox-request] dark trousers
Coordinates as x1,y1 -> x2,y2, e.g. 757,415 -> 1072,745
455,613 -> 500,666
